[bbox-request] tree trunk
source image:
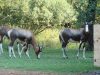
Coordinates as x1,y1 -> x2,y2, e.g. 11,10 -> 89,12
86,0 -> 97,50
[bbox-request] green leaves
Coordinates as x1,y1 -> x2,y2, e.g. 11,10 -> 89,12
0,0 -> 99,34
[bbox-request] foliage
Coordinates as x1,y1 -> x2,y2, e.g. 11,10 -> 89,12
67,0 -> 89,28
0,0 -> 99,33
85,0 -> 97,51
96,0 -> 100,23
0,0 -> 75,34
36,28 -> 60,48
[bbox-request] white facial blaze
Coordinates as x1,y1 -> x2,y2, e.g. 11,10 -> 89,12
85,25 -> 89,32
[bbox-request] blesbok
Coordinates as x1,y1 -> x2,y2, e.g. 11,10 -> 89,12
59,22 -> 92,59
0,25 -> 41,59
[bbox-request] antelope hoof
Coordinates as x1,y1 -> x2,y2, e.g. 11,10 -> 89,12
19,55 -> 21,58
66,56 -> 68,59
19,53 -> 21,58
14,56 -> 16,58
37,57 -> 40,59
37,53 -> 41,59
77,56 -> 79,59
27,55 -> 30,59
63,56 -> 68,59
83,57 -> 86,59
37,56 -> 40,59
9,55 -> 12,58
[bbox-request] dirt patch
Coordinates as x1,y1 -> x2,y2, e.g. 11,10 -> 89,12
0,69 -> 99,75
0,69 -> 58,75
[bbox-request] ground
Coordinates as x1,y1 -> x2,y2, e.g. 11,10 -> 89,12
0,69 -> 58,75
0,47 -> 98,75
0,69 -> 100,75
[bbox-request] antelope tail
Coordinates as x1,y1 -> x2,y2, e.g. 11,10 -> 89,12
59,32 -> 65,43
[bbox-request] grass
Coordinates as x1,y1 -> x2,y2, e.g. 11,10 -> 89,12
0,47 -> 94,73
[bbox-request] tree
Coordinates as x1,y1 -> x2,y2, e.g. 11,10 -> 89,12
67,0 -> 88,28
86,0 -> 97,50
0,0 -> 98,36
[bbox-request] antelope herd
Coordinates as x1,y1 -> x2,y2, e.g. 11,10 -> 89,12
0,21 -> 92,59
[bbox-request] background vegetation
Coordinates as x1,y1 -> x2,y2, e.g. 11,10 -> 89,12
0,0 -> 99,48
0,0 -> 99,31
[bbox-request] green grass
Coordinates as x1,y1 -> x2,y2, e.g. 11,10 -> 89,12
0,47 -> 94,73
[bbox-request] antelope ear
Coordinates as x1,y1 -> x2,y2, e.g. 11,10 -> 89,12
38,43 -> 44,51
85,22 -> 88,25
39,46 -> 42,52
